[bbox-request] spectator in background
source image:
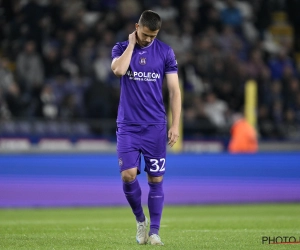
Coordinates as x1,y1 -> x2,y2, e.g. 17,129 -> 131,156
193,35 -> 215,79
284,108 -> 300,139
60,93 -> 78,118
257,104 -> 275,138
218,25 -> 242,55
197,0 -> 222,32
115,21 -> 135,42
15,40 -> 44,116
270,99 -> 285,136
286,0 -> 300,52
0,57 -> 27,117
39,84 -> 58,119
78,38 -> 96,76
268,80 -> 283,106
220,0 -> 242,31
47,72 -> 72,108
69,75 -> 91,117
0,57 -> 15,93
152,0 -> 179,22
0,88 -> 11,119
60,45 -> 79,77
21,0 -> 46,52
203,91 -> 229,129
228,112 -> 258,153
283,77 -> 299,109
293,92 -> 300,123
118,0 -> 142,22
246,48 -> 267,80
268,49 -> 296,80
236,0 -> 258,44
16,40 -> 44,91
93,47 -> 113,83
61,29 -> 78,59
43,45 -> 62,79
257,67 -> 272,106
184,93 -> 217,136
4,82 -> 24,117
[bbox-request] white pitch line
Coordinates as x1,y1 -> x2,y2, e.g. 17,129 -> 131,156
181,229 -> 300,233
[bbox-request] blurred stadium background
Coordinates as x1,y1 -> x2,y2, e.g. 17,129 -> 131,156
0,0 -> 300,207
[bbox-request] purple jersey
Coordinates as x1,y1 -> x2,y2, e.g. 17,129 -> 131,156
112,39 -> 177,125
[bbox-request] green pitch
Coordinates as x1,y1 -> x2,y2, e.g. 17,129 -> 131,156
0,203 -> 299,250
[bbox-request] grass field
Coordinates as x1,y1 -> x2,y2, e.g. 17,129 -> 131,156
0,203 -> 299,250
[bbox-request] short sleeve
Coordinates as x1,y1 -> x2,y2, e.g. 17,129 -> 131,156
165,47 -> 178,74
111,43 -> 124,60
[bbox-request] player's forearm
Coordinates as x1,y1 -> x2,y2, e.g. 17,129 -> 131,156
169,90 -> 181,128
111,44 -> 135,76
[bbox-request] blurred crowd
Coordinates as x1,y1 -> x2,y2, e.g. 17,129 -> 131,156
1,0 -> 300,139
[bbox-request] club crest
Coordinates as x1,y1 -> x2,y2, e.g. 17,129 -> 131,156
139,57 -> 146,65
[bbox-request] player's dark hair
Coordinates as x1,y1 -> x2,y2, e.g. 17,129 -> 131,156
138,10 -> 162,31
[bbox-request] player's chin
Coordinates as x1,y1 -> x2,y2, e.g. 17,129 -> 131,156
142,42 -> 150,47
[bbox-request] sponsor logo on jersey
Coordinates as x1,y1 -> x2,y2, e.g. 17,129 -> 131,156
126,70 -> 160,82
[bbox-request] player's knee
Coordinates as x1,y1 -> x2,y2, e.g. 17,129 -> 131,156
121,169 -> 137,182
148,175 -> 163,183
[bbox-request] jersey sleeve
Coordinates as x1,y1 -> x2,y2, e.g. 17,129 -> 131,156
111,43 -> 124,60
165,47 -> 178,74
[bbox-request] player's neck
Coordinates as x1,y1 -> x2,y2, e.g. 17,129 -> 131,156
136,40 -> 154,48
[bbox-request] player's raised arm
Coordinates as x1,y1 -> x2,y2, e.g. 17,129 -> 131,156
165,73 -> 181,147
111,31 -> 137,77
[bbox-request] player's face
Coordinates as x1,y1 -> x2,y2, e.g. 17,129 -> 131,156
135,23 -> 159,47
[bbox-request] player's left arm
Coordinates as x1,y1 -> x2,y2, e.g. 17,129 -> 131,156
165,73 -> 182,147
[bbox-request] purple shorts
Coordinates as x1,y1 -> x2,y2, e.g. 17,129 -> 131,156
116,124 -> 167,177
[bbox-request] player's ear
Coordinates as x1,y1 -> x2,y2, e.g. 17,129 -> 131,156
135,23 -> 139,30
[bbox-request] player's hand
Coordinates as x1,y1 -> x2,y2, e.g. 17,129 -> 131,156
128,31 -> 137,46
168,126 -> 180,147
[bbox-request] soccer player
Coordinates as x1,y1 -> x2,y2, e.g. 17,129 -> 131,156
111,10 -> 181,246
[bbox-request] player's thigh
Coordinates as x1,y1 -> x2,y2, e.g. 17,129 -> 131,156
142,124 -> 167,177
117,125 -> 142,174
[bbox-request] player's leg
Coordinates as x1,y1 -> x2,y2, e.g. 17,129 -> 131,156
147,175 -> 164,245
117,125 -> 148,244
121,167 -> 145,223
122,168 -> 148,244
142,124 -> 166,245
